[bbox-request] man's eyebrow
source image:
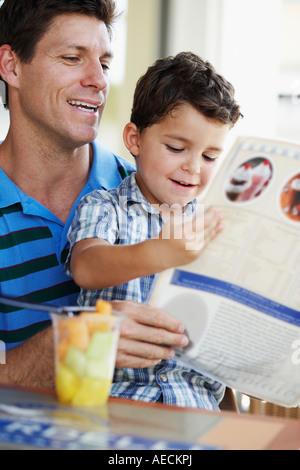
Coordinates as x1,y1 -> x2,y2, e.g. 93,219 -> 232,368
57,43 -> 113,58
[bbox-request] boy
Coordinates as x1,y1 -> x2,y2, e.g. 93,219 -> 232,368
66,52 -> 242,409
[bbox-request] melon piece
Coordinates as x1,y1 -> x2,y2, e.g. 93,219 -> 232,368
79,313 -> 113,333
85,358 -> 110,380
66,317 -> 90,351
72,377 -> 111,406
55,363 -> 81,404
64,345 -> 87,378
56,338 -> 69,361
86,331 -> 114,359
95,300 -> 112,314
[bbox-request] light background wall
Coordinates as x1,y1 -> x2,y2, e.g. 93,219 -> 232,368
1,0 -> 300,159
100,0 -> 300,159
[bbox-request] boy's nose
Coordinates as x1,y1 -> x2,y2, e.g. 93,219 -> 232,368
183,153 -> 201,174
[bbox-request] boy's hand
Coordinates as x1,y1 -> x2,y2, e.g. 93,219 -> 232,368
152,205 -> 224,269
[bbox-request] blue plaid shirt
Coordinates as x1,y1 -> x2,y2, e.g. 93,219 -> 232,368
66,173 -> 225,409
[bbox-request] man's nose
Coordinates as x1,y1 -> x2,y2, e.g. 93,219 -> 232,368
81,61 -> 108,91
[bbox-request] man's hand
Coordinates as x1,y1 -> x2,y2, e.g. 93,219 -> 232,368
111,300 -> 189,369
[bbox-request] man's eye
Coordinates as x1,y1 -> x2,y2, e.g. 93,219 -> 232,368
101,63 -> 110,72
62,56 -> 79,63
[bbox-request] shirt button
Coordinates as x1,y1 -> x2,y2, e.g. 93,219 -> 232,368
160,374 -> 168,383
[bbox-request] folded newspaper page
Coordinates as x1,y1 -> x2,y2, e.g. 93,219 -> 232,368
150,136 -> 300,408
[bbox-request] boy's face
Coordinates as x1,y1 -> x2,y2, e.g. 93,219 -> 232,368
12,14 -> 112,148
134,103 -> 230,208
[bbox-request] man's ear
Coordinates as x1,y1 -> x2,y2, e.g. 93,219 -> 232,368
0,45 -> 19,88
123,122 -> 140,158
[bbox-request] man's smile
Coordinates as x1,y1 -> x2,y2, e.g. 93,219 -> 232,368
67,99 -> 102,113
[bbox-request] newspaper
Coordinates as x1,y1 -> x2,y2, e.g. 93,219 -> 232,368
150,136 -> 300,408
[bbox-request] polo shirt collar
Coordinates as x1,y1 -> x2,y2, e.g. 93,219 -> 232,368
0,141 -> 121,205
0,168 -> 20,208
88,141 -> 123,191
64,141 -> 128,236
0,166 -> 65,225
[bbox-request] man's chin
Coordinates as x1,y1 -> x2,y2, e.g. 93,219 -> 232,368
65,129 -> 99,148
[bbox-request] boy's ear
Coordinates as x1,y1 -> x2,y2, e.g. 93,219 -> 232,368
0,45 -> 19,88
123,122 -> 140,158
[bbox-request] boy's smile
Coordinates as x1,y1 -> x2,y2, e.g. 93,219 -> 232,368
133,103 -> 230,208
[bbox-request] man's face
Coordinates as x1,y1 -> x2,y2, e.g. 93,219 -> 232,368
15,14 -> 112,148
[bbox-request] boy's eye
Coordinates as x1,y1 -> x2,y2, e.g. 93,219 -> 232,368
166,145 -> 184,153
203,154 -> 217,162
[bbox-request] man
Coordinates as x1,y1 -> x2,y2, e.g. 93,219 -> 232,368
0,0 -> 191,389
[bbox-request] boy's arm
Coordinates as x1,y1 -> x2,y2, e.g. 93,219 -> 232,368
70,206 -> 223,290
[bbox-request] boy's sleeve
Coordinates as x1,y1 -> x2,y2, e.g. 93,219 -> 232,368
65,190 -> 119,276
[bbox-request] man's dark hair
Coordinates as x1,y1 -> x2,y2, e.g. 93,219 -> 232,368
0,0 -> 118,109
131,52 -> 242,132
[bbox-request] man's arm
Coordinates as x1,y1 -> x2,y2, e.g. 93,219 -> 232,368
0,327 -> 55,389
0,303 -> 189,388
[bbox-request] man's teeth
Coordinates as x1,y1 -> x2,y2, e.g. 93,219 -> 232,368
68,100 -> 99,112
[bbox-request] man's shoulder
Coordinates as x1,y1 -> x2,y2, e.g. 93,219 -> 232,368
91,141 -> 136,191
93,141 -> 135,172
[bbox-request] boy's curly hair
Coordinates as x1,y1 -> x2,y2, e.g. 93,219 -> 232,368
131,52 -> 242,132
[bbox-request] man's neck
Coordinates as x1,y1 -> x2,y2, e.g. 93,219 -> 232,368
0,131 -> 93,223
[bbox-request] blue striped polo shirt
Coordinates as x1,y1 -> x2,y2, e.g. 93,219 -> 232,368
0,141 -> 135,350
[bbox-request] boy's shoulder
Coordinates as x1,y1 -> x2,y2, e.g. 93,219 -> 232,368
83,173 -> 136,207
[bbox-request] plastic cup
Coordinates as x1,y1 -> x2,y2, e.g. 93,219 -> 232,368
52,304 -> 122,407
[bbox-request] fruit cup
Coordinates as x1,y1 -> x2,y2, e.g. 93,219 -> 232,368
51,300 -> 122,407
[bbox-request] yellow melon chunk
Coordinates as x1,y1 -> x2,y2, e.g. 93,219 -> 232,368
55,363 -> 81,404
71,377 -> 111,406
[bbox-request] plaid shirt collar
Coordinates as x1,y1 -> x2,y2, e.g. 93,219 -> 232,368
119,172 -> 197,218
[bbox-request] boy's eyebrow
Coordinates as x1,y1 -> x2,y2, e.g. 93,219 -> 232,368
164,134 -> 223,152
